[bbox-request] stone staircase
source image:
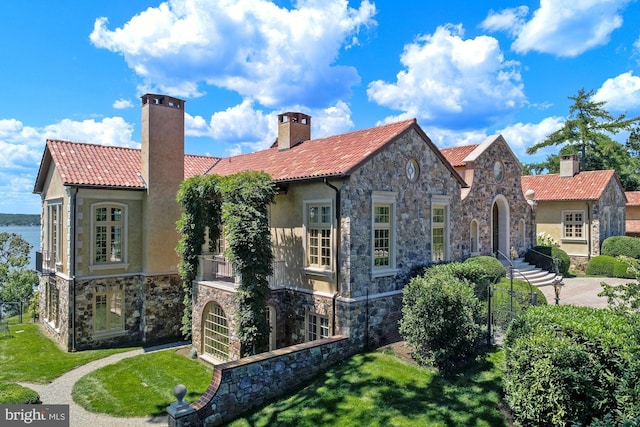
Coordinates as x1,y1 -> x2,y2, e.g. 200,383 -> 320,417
502,258 -> 563,287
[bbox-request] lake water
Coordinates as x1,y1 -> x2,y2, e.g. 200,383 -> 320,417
0,225 -> 40,270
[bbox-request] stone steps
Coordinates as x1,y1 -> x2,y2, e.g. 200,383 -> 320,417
502,258 -> 562,287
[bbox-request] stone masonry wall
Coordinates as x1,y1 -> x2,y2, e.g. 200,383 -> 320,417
39,274 -> 71,351
168,336 -> 351,427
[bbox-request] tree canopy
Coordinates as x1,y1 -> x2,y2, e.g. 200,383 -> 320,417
0,232 -> 37,316
525,89 -> 640,190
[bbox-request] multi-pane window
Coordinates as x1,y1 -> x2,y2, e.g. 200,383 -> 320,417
47,202 -> 62,268
371,192 -> 397,275
94,291 -> 124,333
46,282 -> 59,328
307,312 -> 330,341
306,203 -> 332,269
563,210 -> 585,239
470,219 -> 479,253
432,207 -> 446,261
203,301 -> 229,361
373,204 -> 391,267
93,204 -> 124,264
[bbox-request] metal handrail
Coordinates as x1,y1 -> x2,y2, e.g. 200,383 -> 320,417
527,247 -> 561,277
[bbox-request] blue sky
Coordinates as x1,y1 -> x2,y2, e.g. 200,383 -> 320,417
2,0 -> 640,214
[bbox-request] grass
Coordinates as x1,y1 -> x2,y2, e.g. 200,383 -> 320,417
0,322 -> 137,383
72,349 -> 213,417
228,347 -> 507,427
0,382 -> 40,404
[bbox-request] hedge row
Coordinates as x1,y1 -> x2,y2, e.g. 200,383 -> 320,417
601,236 -> 640,259
585,255 -> 639,279
504,306 -> 640,426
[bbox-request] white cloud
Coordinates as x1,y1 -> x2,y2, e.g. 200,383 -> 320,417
483,0 -> 633,57
113,98 -> 134,109
43,117 -> 136,147
90,0 -> 377,108
592,71 -> 640,112
367,24 -> 525,130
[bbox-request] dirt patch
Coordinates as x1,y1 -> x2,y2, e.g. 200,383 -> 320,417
378,341 -> 417,365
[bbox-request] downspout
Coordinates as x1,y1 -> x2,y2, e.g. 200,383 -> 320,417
324,178 -> 340,336
587,202 -> 592,260
71,187 -> 78,352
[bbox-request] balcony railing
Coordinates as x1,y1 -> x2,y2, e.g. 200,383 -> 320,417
198,255 -> 286,288
37,250 -> 57,274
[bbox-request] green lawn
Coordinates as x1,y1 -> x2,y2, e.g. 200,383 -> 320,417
229,348 -> 508,427
0,323 -> 136,383
72,349 -> 213,417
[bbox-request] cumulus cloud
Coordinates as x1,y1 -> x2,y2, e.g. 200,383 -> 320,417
367,24 -> 524,129
592,71 -> 640,112
90,0 -> 377,108
481,0 -> 633,57
113,98 -> 134,109
42,117 -> 136,147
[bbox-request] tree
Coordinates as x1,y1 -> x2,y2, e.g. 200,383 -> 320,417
0,232 -> 37,317
525,89 -> 640,190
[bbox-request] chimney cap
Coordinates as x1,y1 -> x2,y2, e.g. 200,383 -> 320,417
141,93 -> 185,109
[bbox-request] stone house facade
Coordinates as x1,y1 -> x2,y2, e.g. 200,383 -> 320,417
521,154 -> 627,267
33,94 -> 219,351
625,192 -> 640,237
441,135 -> 535,261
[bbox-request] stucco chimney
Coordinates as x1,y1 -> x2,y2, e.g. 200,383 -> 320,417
559,154 -> 579,177
140,94 -> 185,273
277,112 -> 311,151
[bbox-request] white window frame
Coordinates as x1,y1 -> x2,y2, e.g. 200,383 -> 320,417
90,202 -> 128,270
45,282 -> 60,329
202,301 -> 230,362
562,209 -> 586,241
431,196 -> 451,262
93,290 -> 125,336
267,305 -> 276,351
306,311 -> 330,342
371,191 -> 398,278
303,199 -> 334,277
470,219 -> 479,255
46,200 -> 63,269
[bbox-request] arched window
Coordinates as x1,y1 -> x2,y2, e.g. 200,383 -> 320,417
470,219 -> 479,254
202,301 -> 229,361
519,219 -> 526,250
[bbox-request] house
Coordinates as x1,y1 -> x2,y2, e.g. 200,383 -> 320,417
625,192 -> 640,237
521,154 -> 627,268
33,94 -> 219,351
191,111 -> 468,362
440,135 -> 535,261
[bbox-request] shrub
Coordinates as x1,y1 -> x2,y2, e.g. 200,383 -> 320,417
464,256 -> 506,283
0,382 -> 39,404
602,236 -> 640,259
503,306 -> 640,426
587,255 -> 639,278
525,246 -> 570,276
399,268 -> 482,374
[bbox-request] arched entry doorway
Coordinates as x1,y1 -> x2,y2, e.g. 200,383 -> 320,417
491,195 -> 510,260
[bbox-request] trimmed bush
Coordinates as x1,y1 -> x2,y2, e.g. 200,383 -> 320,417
602,236 -> 640,259
503,306 -> 640,426
585,255 -> 638,278
400,267 -> 483,374
525,246 -> 569,276
0,382 -> 39,404
464,255 -> 506,282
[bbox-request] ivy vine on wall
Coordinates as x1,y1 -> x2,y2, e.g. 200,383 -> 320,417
176,171 -> 275,356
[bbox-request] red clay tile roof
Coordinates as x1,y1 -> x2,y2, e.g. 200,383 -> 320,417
521,170 -> 616,201
440,145 -> 479,167
626,191 -> 640,206
34,140 -> 220,192
208,119 -> 426,181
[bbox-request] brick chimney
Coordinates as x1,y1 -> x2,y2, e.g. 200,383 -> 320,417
559,154 -> 579,177
140,94 -> 185,273
277,112 -> 311,151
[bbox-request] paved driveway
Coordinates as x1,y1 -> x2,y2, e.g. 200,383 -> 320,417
537,276 -> 634,308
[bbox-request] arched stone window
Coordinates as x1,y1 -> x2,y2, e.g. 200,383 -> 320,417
202,301 -> 229,362
518,219 -> 526,251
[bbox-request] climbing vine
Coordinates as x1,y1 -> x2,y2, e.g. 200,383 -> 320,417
176,171 -> 275,354
221,171 -> 276,356
176,174 -> 222,338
